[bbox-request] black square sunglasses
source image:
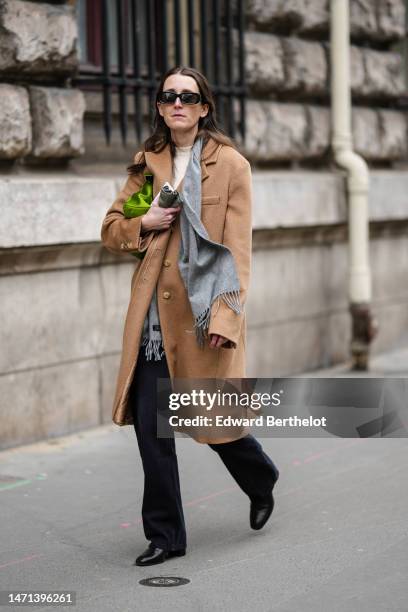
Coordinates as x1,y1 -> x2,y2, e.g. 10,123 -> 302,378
158,91 -> 202,105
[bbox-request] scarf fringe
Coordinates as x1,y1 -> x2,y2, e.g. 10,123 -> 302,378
194,290 -> 242,346
141,336 -> 165,361
220,289 -> 241,314
194,306 -> 211,347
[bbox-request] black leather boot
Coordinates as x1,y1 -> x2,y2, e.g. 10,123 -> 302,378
250,492 -> 275,530
135,542 -> 186,567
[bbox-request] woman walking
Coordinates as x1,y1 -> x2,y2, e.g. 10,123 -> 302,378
101,66 -> 279,567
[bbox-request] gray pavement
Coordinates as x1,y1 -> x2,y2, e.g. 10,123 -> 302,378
1,346 -> 408,612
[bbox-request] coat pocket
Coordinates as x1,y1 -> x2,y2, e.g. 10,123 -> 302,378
202,195 -> 220,206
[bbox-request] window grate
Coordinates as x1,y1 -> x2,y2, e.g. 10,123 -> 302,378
73,0 -> 247,146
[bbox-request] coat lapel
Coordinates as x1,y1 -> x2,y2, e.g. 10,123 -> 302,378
201,137 -> 223,183
144,145 -> 173,197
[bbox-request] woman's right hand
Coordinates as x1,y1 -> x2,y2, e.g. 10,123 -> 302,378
141,192 -> 181,232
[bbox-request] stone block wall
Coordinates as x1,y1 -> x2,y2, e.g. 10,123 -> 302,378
1,0 -> 406,165
243,0 -> 408,165
246,0 -> 405,40
0,0 -> 85,162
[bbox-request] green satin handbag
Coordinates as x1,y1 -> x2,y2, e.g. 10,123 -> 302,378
123,173 -> 153,260
123,172 -> 153,217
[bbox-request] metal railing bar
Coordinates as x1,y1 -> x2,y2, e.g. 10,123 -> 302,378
212,0 -> 224,129
199,0 -> 208,73
145,0 -> 157,128
76,76 -> 245,95
130,0 -> 142,142
173,0 -> 181,65
160,1 -> 169,74
116,0 -> 128,144
187,0 -> 195,66
75,75 -> 246,96
237,0 -> 246,142
225,0 -> 234,137
101,0 -> 112,144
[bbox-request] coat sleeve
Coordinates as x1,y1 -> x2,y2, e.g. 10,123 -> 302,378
100,152 -> 156,255
208,155 -> 252,347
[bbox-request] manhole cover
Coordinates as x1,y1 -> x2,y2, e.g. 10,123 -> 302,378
139,576 -> 190,587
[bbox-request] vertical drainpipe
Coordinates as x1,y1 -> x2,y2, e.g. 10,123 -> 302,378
330,0 -> 378,370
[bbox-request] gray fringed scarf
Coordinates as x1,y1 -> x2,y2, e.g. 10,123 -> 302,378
141,136 -> 242,360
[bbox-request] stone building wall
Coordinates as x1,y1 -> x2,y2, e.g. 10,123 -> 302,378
243,0 -> 407,165
1,0 -> 406,166
0,0 -> 85,162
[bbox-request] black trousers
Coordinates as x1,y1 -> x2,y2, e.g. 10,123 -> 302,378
129,349 -> 279,552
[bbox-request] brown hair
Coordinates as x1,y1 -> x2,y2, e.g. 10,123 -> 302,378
127,65 -> 237,176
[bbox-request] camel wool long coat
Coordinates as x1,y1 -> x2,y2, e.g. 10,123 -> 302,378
101,136 -> 253,443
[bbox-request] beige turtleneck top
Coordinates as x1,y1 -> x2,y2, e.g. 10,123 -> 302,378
172,144 -> 193,190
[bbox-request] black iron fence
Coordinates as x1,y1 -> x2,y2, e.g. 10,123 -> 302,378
74,0 -> 247,146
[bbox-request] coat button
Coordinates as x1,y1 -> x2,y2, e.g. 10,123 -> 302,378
163,291 -> 171,299
163,259 -> 171,267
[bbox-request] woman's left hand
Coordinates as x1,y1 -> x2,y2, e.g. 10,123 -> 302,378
209,334 -> 230,349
